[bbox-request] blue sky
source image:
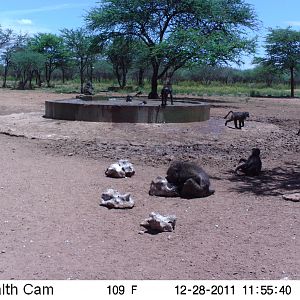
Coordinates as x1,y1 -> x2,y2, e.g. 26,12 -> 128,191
1,0 -> 300,68
0,0 -> 96,34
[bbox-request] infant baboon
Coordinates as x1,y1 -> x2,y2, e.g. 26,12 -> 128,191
224,111 -> 250,129
161,86 -> 174,107
235,148 -> 262,176
166,161 -> 215,199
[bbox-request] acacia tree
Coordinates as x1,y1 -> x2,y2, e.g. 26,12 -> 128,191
61,28 -> 100,93
86,0 -> 258,98
1,30 -> 28,88
257,27 -> 300,97
29,33 -> 66,87
106,37 -> 137,88
0,26 -> 12,48
11,50 -> 45,89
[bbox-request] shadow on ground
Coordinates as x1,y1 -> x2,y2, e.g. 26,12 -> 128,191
227,163 -> 300,196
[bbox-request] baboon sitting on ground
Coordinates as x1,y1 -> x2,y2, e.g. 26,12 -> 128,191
235,148 -> 262,176
166,161 -> 215,199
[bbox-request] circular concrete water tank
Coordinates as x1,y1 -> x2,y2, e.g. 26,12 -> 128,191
44,98 -> 211,123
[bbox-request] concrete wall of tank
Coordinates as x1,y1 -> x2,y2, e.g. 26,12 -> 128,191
44,100 -> 210,123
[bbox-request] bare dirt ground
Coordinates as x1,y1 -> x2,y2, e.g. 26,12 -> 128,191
0,89 -> 299,280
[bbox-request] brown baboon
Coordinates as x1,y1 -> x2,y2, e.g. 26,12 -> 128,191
224,111 -> 250,129
166,161 -> 215,199
235,148 -> 262,176
83,81 -> 94,95
161,86 -> 173,107
126,95 -> 133,102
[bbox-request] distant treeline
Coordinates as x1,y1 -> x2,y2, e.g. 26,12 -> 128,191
1,0 -> 300,98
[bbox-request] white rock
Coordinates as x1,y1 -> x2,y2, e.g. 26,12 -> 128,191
140,212 -> 176,232
100,189 -> 134,209
105,160 -> 135,178
105,163 -> 126,178
282,193 -> 300,202
118,159 -> 135,177
149,176 -> 179,197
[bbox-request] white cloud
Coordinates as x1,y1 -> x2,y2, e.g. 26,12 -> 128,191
0,3 -> 86,17
285,21 -> 300,27
0,3 -> 88,35
0,18 -> 50,35
17,19 -> 33,25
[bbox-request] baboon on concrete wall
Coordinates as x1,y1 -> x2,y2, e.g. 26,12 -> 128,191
161,86 -> 174,107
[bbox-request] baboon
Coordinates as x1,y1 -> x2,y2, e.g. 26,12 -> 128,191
224,111 -> 250,129
234,148 -> 262,176
83,81 -> 94,95
166,161 -> 215,199
297,121 -> 300,135
126,95 -> 133,102
161,86 -> 174,107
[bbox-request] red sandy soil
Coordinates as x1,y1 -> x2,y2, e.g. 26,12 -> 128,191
0,89 -> 299,280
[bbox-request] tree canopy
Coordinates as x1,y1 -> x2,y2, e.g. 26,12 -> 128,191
86,0 -> 258,98
255,27 -> 300,97
29,33 -> 66,87
60,28 -> 99,93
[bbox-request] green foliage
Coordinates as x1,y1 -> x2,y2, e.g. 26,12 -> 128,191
86,0 -> 258,97
11,50 -> 45,89
0,29 -> 28,88
256,27 -> 300,97
29,33 -> 67,86
0,26 -> 13,48
264,27 -> 300,69
60,27 -> 102,92
106,37 -> 138,87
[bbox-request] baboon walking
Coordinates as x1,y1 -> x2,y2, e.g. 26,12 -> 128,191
224,111 -> 250,129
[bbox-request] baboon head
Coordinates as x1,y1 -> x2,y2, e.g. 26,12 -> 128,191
252,148 -> 260,156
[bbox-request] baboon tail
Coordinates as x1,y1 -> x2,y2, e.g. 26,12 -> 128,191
224,111 -> 233,119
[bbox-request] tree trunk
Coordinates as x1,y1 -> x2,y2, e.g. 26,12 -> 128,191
115,66 -> 122,87
61,68 -> 65,84
36,71 -> 42,87
2,64 -> 8,88
137,68 -> 144,87
148,64 -> 159,99
121,67 -> 127,88
80,58 -> 84,94
290,67 -> 295,98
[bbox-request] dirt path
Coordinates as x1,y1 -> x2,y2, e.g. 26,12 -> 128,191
0,89 -> 299,279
